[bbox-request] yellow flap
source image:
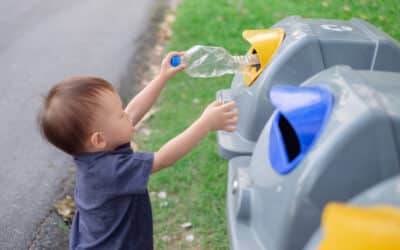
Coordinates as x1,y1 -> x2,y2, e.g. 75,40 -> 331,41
242,28 -> 285,86
319,203 -> 400,250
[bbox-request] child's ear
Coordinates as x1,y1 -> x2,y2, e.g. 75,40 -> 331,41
89,132 -> 107,150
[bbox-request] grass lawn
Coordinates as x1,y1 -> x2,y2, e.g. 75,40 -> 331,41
135,0 -> 400,249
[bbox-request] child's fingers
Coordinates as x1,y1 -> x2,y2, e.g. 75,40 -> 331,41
221,101 -> 236,111
224,108 -> 239,118
164,51 -> 186,71
163,51 -> 180,64
225,116 -> 238,125
210,100 -> 222,107
224,125 -> 237,132
174,63 -> 186,71
166,51 -> 185,60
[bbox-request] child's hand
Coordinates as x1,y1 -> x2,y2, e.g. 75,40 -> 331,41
159,51 -> 186,80
200,101 -> 238,132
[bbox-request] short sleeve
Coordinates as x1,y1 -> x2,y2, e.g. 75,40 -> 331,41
107,152 -> 154,195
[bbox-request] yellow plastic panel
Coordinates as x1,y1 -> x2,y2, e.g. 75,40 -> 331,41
242,28 -> 285,86
319,203 -> 400,250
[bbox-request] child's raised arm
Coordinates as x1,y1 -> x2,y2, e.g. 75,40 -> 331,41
152,101 -> 238,173
124,52 -> 186,126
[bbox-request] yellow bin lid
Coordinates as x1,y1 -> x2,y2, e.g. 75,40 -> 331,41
319,203 -> 400,250
242,28 -> 285,86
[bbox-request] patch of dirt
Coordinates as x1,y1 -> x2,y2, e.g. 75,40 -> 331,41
119,0 -> 182,99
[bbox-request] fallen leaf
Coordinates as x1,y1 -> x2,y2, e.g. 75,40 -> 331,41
55,195 -> 75,223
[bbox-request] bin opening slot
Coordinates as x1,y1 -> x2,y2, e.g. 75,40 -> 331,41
269,85 -> 334,174
278,114 -> 300,162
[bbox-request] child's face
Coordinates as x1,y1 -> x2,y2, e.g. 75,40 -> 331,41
93,90 -> 135,150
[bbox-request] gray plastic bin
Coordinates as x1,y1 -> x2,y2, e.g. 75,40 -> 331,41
226,66 -> 400,250
304,175 -> 400,250
217,16 -> 400,159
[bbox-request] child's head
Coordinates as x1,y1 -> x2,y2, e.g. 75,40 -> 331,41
38,77 -> 135,155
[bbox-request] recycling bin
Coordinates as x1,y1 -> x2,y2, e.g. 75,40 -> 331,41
226,66 -> 400,250
217,16 -> 400,159
304,175 -> 400,250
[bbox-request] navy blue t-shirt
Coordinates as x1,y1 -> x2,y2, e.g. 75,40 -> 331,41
70,143 -> 154,250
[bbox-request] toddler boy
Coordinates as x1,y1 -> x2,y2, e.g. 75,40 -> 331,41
38,52 -> 238,250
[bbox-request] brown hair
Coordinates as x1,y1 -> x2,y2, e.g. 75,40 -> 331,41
38,77 -> 115,155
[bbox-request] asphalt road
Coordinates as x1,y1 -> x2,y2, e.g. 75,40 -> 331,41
0,1 -> 157,248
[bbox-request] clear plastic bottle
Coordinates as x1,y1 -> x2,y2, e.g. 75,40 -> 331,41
170,45 -> 260,78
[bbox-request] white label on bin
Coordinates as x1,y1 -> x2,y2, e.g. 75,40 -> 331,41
320,24 -> 353,32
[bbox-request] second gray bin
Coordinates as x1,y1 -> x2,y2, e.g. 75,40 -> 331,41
217,16 -> 400,159
227,66 -> 400,250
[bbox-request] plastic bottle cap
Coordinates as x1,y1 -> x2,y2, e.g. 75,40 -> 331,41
170,55 -> 181,67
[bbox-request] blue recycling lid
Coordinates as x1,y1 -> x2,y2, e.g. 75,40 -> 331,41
268,85 -> 334,175
170,55 -> 181,67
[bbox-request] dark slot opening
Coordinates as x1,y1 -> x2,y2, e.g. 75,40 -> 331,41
278,114 -> 300,162
252,49 -> 261,71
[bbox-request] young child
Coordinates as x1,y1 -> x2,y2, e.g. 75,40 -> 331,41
38,52 -> 238,250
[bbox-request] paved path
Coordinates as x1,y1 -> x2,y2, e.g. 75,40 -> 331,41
0,1 -> 157,248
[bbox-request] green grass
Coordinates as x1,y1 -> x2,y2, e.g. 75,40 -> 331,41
136,0 -> 400,249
